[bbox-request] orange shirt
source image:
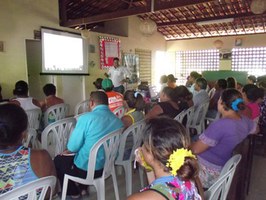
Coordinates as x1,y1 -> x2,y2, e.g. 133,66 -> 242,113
106,91 -> 124,112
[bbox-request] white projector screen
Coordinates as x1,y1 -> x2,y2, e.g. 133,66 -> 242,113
41,28 -> 88,74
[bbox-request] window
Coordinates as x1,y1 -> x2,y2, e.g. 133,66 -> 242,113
232,47 -> 266,77
135,49 -> 152,84
176,49 -> 219,84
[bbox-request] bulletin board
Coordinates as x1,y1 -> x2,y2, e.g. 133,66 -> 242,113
99,36 -> 120,69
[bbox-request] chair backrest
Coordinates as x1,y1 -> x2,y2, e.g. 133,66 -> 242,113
174,106 -> 195,125
116,120 -> 145,163
174,110 -> 186,123
41,117 -> 76,159
86,128 -> 123,181
43,103 -> 69,127
23,128 -> 37,148
113,106 -> 125,118
205,154 -> 242,200
190,102 -> 209,127
74,99 -> 90,116
25,108 -> 42,130
0,176 -> 56,200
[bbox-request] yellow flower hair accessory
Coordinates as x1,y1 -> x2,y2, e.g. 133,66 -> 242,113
166,148 -> 196,176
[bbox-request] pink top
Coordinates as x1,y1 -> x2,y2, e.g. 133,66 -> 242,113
247,102 -> 260,120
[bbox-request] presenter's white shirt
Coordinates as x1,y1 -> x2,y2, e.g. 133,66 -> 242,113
107,66 -> 131,87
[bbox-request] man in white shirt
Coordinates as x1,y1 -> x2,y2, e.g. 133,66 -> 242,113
105,57 -> 131,94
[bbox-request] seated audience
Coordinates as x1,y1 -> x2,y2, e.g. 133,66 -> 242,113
188,71 -> 202,95
122,90 -> 145,128
159,75 -> 168,92
54,91 -> 123,198
247,75 -> 256,85
167,74 -> 177,89
258,81 -> 266,137
39,83 -> 64,112
10,80 -> 41,111
146,87 -> 185,119
206,79 -> 227,119
241,84 -> 264,120
174,85 -> 194,108
191,89 -> 256,188
127,117 -> 202,200
93,78 -> 103,91
236,82 -> 243,92
226,76 -> 237,89
192,78 -> 210,108
0,104 -> 56,195
101,78 -> 124,112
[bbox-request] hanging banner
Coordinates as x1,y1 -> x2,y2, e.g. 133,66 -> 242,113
99,36 -> 121,69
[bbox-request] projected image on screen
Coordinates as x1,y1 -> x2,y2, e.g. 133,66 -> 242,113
41,28 -> 88,74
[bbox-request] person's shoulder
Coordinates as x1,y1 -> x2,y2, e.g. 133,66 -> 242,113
31,149 -> 51,159
127,190 -> 165,200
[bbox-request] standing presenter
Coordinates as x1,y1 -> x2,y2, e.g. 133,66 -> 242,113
105,57 -> 131,94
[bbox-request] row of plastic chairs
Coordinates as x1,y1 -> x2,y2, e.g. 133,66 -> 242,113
0,176 -> 56,200
205,154 -> 242,200
25,103 -> 69,131
24,115 -> 145,199
62,119 -> 146,200
174,102 -> 211,135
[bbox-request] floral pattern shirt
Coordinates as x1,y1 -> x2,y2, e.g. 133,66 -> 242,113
141,175 -> 201,200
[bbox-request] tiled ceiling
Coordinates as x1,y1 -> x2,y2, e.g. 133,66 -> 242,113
59,0 -> 266,40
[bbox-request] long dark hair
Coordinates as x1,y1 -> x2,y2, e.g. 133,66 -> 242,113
124,90 -> 145,111
221,88 -> 245,111
143,117 -> 198,181
0,104 -> 28,147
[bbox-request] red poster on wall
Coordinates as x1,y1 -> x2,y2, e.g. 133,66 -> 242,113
99,36 -> 121,69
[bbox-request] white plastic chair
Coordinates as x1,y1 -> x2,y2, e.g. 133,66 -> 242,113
41,117 -> 76,159
205,111 -> 221,125
205,154 -> 242,200
25,108 -> 42,130
113,106 -> 125,119
74,99 -> 90,115
115,120 -> 145,196
174,106 -> 195,135
188,102 -> 209,135
61,128 -> 123,200
43,103 -> 69,127
23,128 -> 40,149
174,110 -> 186,123
0,176 -> 56,200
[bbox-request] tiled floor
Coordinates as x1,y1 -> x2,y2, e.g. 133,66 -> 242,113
246,154 -> 266,200
55,154 -> 266,200
55,166 -> 145,200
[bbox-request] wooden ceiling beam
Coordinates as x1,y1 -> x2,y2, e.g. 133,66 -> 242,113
60,0 -> 215,27
154,0 -> 215,11
157,13 -> 255,27
60,6 -> 150,27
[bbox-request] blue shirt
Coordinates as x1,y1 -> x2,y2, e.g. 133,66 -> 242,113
67,105 -> 123,171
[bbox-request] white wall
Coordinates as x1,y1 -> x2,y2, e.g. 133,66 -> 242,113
0,0 -> 166,114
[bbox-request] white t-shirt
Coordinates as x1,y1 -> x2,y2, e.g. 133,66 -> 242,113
107,66 -> 131,87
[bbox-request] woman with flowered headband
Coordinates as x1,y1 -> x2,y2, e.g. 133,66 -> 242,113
191,88 -> 257,189
127,117 -> 202,200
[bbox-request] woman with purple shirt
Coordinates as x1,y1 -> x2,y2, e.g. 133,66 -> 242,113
191,89 -> 256,188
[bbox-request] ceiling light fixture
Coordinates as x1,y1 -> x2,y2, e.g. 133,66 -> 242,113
196,18 -> 234,26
